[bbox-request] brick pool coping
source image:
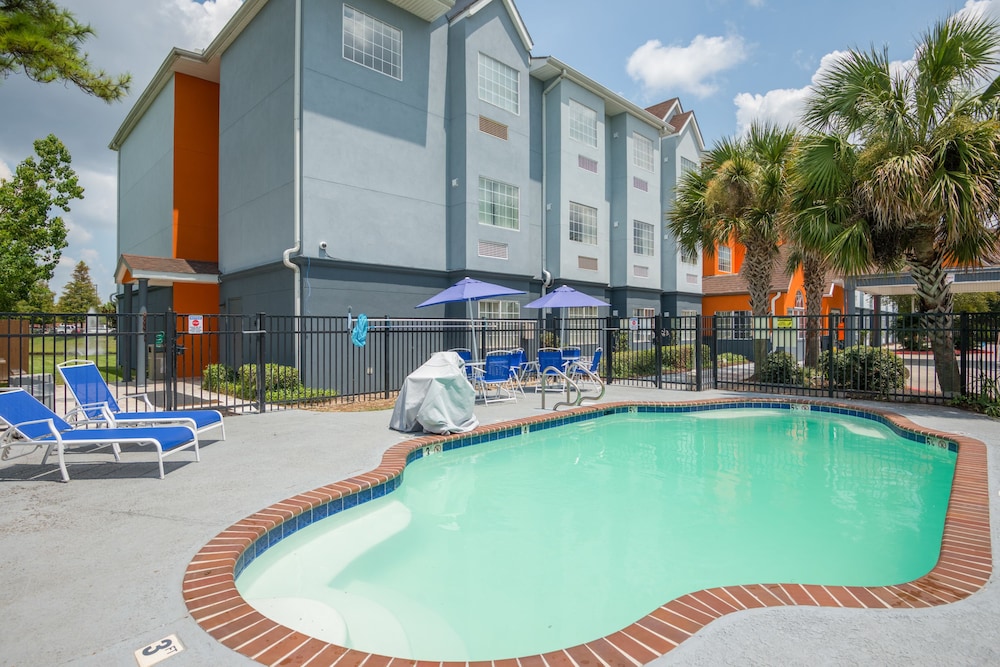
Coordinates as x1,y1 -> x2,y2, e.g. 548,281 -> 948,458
182,399 -> 992,666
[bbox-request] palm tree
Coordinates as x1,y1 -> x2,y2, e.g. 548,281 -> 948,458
668,122 -> 798,367
797,13 -> 1000,395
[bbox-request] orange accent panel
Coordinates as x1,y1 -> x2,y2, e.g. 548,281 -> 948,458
173,283 -> 220,377
173,73 -> 220,263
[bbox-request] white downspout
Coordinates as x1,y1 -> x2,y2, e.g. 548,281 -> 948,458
540,70 -> 565,298
282,0 -> 303,366
770,291 -> 782,316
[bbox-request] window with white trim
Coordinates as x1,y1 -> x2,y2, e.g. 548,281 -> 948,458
677,309 -> 699,342
633,132 -> 654,171
717,245 -> 732,273
478,53 -> 519,114
343,5 -> 402,80
633,220 -> 654,256
716,310 -> 751,340
569,202 -> 597,245
680,156 -> 698,174
568,100 -> 598,147
632,307 -> 656,343
478,177 -> 519,230
478,299 -> 520,319
681,247 -> 698,264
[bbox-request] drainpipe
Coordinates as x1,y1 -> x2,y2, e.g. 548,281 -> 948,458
282,0 -> 303,367
540,70 -> 565,298
770,291 -> 782,316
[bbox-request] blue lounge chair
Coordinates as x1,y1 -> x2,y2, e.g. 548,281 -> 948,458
56,360 -> 225,438
0,389 -> 200,482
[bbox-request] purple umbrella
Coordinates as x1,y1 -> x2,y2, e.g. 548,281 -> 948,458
524,285 -> 610,345
416,277 -> 525,358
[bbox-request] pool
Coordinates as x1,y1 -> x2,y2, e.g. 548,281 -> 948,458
184,400 -> 992,665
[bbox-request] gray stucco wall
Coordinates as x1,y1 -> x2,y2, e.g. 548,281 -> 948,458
117,77 -> 175,258
660,125 -> 703,295
300,0 -> 449,272
218,0 -> 295,276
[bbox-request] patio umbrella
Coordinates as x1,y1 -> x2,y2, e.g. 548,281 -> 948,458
416,277 -> 525,359
524,285 -> 610,346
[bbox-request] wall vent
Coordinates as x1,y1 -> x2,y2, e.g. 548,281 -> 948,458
633,265 -> 649,278
478,240 -> 509,259
479,116 -> 509,140
578,256 -> 598,271
578,155 -> 598,173
633,177 -> 648,192
686,273 -> 699,284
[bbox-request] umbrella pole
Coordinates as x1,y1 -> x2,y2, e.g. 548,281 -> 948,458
468,299 -> 478,361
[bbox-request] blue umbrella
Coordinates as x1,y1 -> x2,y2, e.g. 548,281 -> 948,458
416,277 -> 525,358
524,285 -> 610,346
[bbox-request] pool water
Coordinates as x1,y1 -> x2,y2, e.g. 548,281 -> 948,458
236,408 -> 957,661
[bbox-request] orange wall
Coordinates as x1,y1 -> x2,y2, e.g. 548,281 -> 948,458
173,72 -> 219,263
173,283 -> 220,377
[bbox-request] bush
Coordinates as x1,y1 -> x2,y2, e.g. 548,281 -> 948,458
203,364 -> 235,391
717,352 -> 748,366
820,345 -> 906,396
237,363 -> 302,392
757,350 -> 804,385
609,344 -> 712,378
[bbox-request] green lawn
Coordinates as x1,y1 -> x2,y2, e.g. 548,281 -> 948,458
29,336 -> 121,383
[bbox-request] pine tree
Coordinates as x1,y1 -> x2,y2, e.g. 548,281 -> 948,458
57,260 -> 100,317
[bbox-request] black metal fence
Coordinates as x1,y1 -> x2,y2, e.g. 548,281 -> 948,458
2,310 -> 997,414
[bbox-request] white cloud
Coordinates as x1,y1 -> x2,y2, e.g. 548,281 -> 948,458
747,0 -> 765,7
169,0 -> 243,50
626,33 -> 749,98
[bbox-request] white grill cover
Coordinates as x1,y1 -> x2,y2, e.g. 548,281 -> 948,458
389,351 -> 479,434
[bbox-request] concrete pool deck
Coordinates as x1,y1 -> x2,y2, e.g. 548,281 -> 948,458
1,385 -> 997,666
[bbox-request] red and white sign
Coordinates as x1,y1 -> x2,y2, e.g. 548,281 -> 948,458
188,315 -> 204,334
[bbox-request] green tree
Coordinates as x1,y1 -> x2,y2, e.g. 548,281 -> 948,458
0,134 -> 80,311
668,122 -> 798,366
796,14 -> 1000,395
13,278 -> 53,313
0,0 -> 130,101
57,260 -> 100,316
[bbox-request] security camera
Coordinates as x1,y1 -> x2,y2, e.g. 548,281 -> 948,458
319,241 -> 328,251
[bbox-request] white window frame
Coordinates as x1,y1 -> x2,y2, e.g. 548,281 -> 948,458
681,246 -> 699,264
478,53 -> 519,115
478,299 -> 520,319
632,307 -> 656,344
633,132 -> 654,172
717,245 -> 732,273
680,156 -> 698,174
633,220 -> 654,256
478,176 -> 519,230
342,5 -> 402,80
568,100 -> 598,147
716,310 -> 751,341
569,202 -> 598,245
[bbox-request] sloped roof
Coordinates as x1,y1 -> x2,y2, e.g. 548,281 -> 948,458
116,254 -> 220,287
702,245 -> 796,297
645,98 -> 679,120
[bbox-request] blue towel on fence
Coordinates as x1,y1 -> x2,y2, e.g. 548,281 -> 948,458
351,314 -> 369,347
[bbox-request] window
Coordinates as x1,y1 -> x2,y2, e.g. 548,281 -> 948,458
569,202 -> 597,245
569,100 -> 598,147
343,5 -> 401,80
478,299 -> 520,319
633,307 -> 656,343
633,132 -> 654,171
566,306 -> 600,346
677,309 -> 699,342
717,245 -> 732,273
716,310 -> 751,340
681,247 -> 698,264
680,156 -> 698,174
633,220 -> 654,256
478,177 -> 519,230
478,53 -> 519,114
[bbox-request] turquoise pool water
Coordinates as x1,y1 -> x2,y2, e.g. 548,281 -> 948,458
236,408 -> 957,661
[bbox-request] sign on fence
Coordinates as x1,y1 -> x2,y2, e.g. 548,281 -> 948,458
188,315 -> 204,334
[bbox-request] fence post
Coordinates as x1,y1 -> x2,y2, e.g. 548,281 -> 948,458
164,309 -> 176,410
828,315 -> 836,399
655,313 -> 663,390
383,315 -> 391,400
960,312 -> 970,396
695,314 -> 704,392
604,315 -> 615,384
256,312 -> 267,413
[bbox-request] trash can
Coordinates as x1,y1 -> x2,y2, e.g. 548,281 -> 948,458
147,344 -> 166,380
8,372 -> 55,409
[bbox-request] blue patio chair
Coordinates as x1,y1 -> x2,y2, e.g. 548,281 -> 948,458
536,348 -> 568,392
507,348 -> 528,396
448,348 -> 475,381
475,355 -> 517,404
0,388 -> 200,482
568,347 -> 603,383
56,360 -> 225,438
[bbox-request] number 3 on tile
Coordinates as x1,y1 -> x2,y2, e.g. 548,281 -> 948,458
135,634 -> 184,666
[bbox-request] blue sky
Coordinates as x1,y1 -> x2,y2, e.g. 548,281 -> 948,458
0,0 -> 989,301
